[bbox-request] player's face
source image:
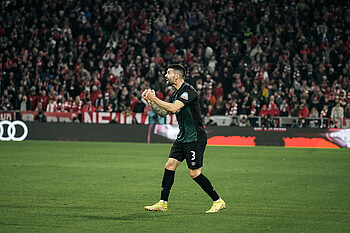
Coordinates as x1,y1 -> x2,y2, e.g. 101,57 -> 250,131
165,68 -> 176,86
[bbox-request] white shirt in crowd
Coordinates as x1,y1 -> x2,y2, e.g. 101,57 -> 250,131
46,101 -> 57,112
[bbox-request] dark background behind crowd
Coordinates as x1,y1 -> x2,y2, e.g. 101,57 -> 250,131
0,0 -> 349,127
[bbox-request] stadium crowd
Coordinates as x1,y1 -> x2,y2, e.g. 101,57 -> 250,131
0,0 -> 350,127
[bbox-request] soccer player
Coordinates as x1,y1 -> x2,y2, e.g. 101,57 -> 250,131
142,64 -> 225,213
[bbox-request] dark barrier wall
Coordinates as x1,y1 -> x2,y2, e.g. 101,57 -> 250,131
20,122 -> 350,148
25,122 -> 149,143
204,126 -> 342,148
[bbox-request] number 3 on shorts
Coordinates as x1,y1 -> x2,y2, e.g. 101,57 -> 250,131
191,151 -> 196,160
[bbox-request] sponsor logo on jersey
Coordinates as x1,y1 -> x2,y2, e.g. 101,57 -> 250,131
180,92 -> 188,100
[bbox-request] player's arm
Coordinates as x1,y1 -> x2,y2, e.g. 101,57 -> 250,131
150,98 -> 184,114
143,89 -> 184,114
148,100 -> 170,117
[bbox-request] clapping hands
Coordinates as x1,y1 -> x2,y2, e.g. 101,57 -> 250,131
142,89 -> 156,102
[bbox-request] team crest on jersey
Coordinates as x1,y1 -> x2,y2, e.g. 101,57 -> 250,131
180,92 -> 188,100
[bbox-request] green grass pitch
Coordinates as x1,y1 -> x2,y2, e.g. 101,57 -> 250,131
0,141 -> 350,232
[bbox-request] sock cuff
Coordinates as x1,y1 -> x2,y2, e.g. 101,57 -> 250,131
193,173 -> 204,181
165,168 -> 175,174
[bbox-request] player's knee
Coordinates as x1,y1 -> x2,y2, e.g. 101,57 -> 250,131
165,161 -> 176,171
189,169 -> 201,179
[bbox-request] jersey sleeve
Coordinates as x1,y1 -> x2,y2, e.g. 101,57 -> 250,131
176,87 -> 197,106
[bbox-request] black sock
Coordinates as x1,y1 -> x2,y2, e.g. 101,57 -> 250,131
193,173 -> 220,201
160,169 -> 175,202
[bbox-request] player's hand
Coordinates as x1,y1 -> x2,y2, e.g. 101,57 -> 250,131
142,89 -> 150,101
146,89 -> 156,101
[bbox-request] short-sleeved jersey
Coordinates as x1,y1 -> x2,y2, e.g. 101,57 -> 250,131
171,82 -> 206,143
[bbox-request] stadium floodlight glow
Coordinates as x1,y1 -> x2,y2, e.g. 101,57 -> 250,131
0,120 -> 28,141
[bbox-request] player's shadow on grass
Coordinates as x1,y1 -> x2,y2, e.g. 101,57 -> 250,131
77,213 -> 169,221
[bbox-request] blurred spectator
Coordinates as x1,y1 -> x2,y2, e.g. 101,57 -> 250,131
258,105 -> 269,117
331,102 -> 344,128
214,96 -> 225,115
280,106 -> 290,117
309,107 -> 319,118
298,104 -> 310,127
320,105 -> 330,118
94,93 -> 105,112
249,100 -> 259,117
262,115 -> 275,128
133,98 -> 146,113
20,95 -> 31,111
35,102 -> 44,113
28,88 -> 38,111
72,96 -> 84,113
279,99 -> 290,112
203,94 -> 214,117
309,107 -> 320,127
207,56 -> 217,75
1,97 -> 13,111
213,82 -> 224,99
90,86 -> 101,105
57,96 -> 71,112
238,115 -> 250,127
34,110 -> 47,122
291,104 -> 300,117
37,90 -> 49,111
299,104 -> 309,118
344,104 -> 350,119
82,100 -> 96,113
46,97 -> 57,112
271,105 -> 280,117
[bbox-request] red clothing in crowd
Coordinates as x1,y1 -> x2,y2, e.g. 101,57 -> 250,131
270,107 -> 280,116
37,95 -> 49,110
90,91 -> 101,104
154,56 -> 164,66
250,105 -> 257,116
57,100 -> 72,112
71,100 -> 84,112
268,101 -> 276,110
213,86 -> 224,99
165,44 -> 176,55
259,105 -> 269,117
299,106 -> 309,118
156,92 -> 164,100
320,108 -> 329,117
82,104 -> 96,113
46,102 -> 57,112
130,95 -> 138,109
28,93 -> 37,110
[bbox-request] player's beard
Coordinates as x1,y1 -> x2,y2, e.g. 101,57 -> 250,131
166,77 -> 173,86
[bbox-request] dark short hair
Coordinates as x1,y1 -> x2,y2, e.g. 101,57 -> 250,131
168,64 -> 186,79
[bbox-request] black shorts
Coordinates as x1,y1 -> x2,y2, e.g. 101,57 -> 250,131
169,139 -> 207,169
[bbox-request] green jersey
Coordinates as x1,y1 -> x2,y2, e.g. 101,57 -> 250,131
171,82 -> 206,143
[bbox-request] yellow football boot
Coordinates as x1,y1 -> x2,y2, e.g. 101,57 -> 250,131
144,201 -> 168,212
206,199 -> 226,213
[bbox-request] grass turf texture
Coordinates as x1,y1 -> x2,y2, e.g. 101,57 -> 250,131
0,141 -> 349,232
